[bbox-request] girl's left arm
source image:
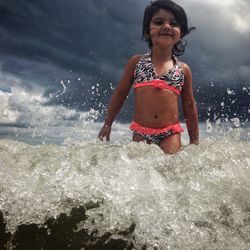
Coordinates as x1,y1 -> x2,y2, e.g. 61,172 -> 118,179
181,63 -> 199,145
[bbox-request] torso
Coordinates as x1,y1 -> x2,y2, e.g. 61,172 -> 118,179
132,53 -> 184,128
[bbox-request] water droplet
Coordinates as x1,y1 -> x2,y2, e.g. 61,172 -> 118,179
230,118 -> 240,127
206,119 -> 212,132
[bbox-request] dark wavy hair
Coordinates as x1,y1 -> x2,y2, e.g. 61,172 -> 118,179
142,0 -> 195,56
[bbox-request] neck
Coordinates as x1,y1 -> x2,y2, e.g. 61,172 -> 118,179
151,47 -> 173,62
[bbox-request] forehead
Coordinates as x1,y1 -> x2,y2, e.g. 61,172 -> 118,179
151,9 -> 175,20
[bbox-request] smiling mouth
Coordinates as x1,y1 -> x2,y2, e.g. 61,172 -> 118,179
158,33 -> 173,37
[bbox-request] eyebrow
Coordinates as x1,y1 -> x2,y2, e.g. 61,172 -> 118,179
152,16 -> 163,20
151,16 -> 176,22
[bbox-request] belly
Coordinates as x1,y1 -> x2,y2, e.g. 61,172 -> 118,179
133,87 -> 179,127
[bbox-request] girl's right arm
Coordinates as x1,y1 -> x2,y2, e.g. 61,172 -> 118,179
98,55 -> 141,141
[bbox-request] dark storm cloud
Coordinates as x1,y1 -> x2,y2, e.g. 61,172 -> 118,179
177,0 -> 250,121
0,0 -> 144,75
0,0 -> 147,115
180,0 -> 250,83
0,0 -> 249,123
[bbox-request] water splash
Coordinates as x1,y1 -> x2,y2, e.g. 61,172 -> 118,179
0,128 -> 250,249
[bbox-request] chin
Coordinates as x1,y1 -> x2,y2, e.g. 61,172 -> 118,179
154,42 -> 174,49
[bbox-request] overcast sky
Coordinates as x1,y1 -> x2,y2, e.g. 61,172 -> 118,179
0,0 -> 249,128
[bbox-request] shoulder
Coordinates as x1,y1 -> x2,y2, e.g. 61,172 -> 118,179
120,55 -> 143,80
123,54 -> 144,76
127,54 -> 143,67
179,61 -> 192,77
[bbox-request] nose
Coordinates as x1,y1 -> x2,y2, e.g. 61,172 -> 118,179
162,22 -> 171,30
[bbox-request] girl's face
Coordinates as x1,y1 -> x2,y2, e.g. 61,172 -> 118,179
148,9 -> 181,49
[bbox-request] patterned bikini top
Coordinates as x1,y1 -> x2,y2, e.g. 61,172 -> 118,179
133,53 -> 184,95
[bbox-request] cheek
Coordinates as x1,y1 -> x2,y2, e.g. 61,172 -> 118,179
149,26 -> 158,36
149,26 -> 158,32
174,28 -> 181,38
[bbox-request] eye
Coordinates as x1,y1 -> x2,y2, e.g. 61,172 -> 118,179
153,20 -> 164,26
151,17 -> 165,26
170,20 -> 179,27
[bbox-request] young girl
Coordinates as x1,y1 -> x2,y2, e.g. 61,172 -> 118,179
98,0 -> 199,154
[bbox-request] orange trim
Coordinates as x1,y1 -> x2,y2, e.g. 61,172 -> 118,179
133,80 -> 180,95
129,121 -> 184,135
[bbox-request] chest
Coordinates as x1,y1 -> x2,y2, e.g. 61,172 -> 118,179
134,58 -> 183,84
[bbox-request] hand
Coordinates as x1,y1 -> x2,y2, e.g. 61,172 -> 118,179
98,124 -> 111,141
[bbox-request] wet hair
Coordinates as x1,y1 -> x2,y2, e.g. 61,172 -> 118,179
142,0 -> 195,56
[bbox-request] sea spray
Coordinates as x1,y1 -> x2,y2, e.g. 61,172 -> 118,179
0,127 -> 250,249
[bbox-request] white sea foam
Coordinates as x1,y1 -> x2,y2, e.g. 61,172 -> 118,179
0,122 -> 249,249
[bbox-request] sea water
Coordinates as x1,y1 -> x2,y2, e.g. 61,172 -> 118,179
0,119 -> 249,249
